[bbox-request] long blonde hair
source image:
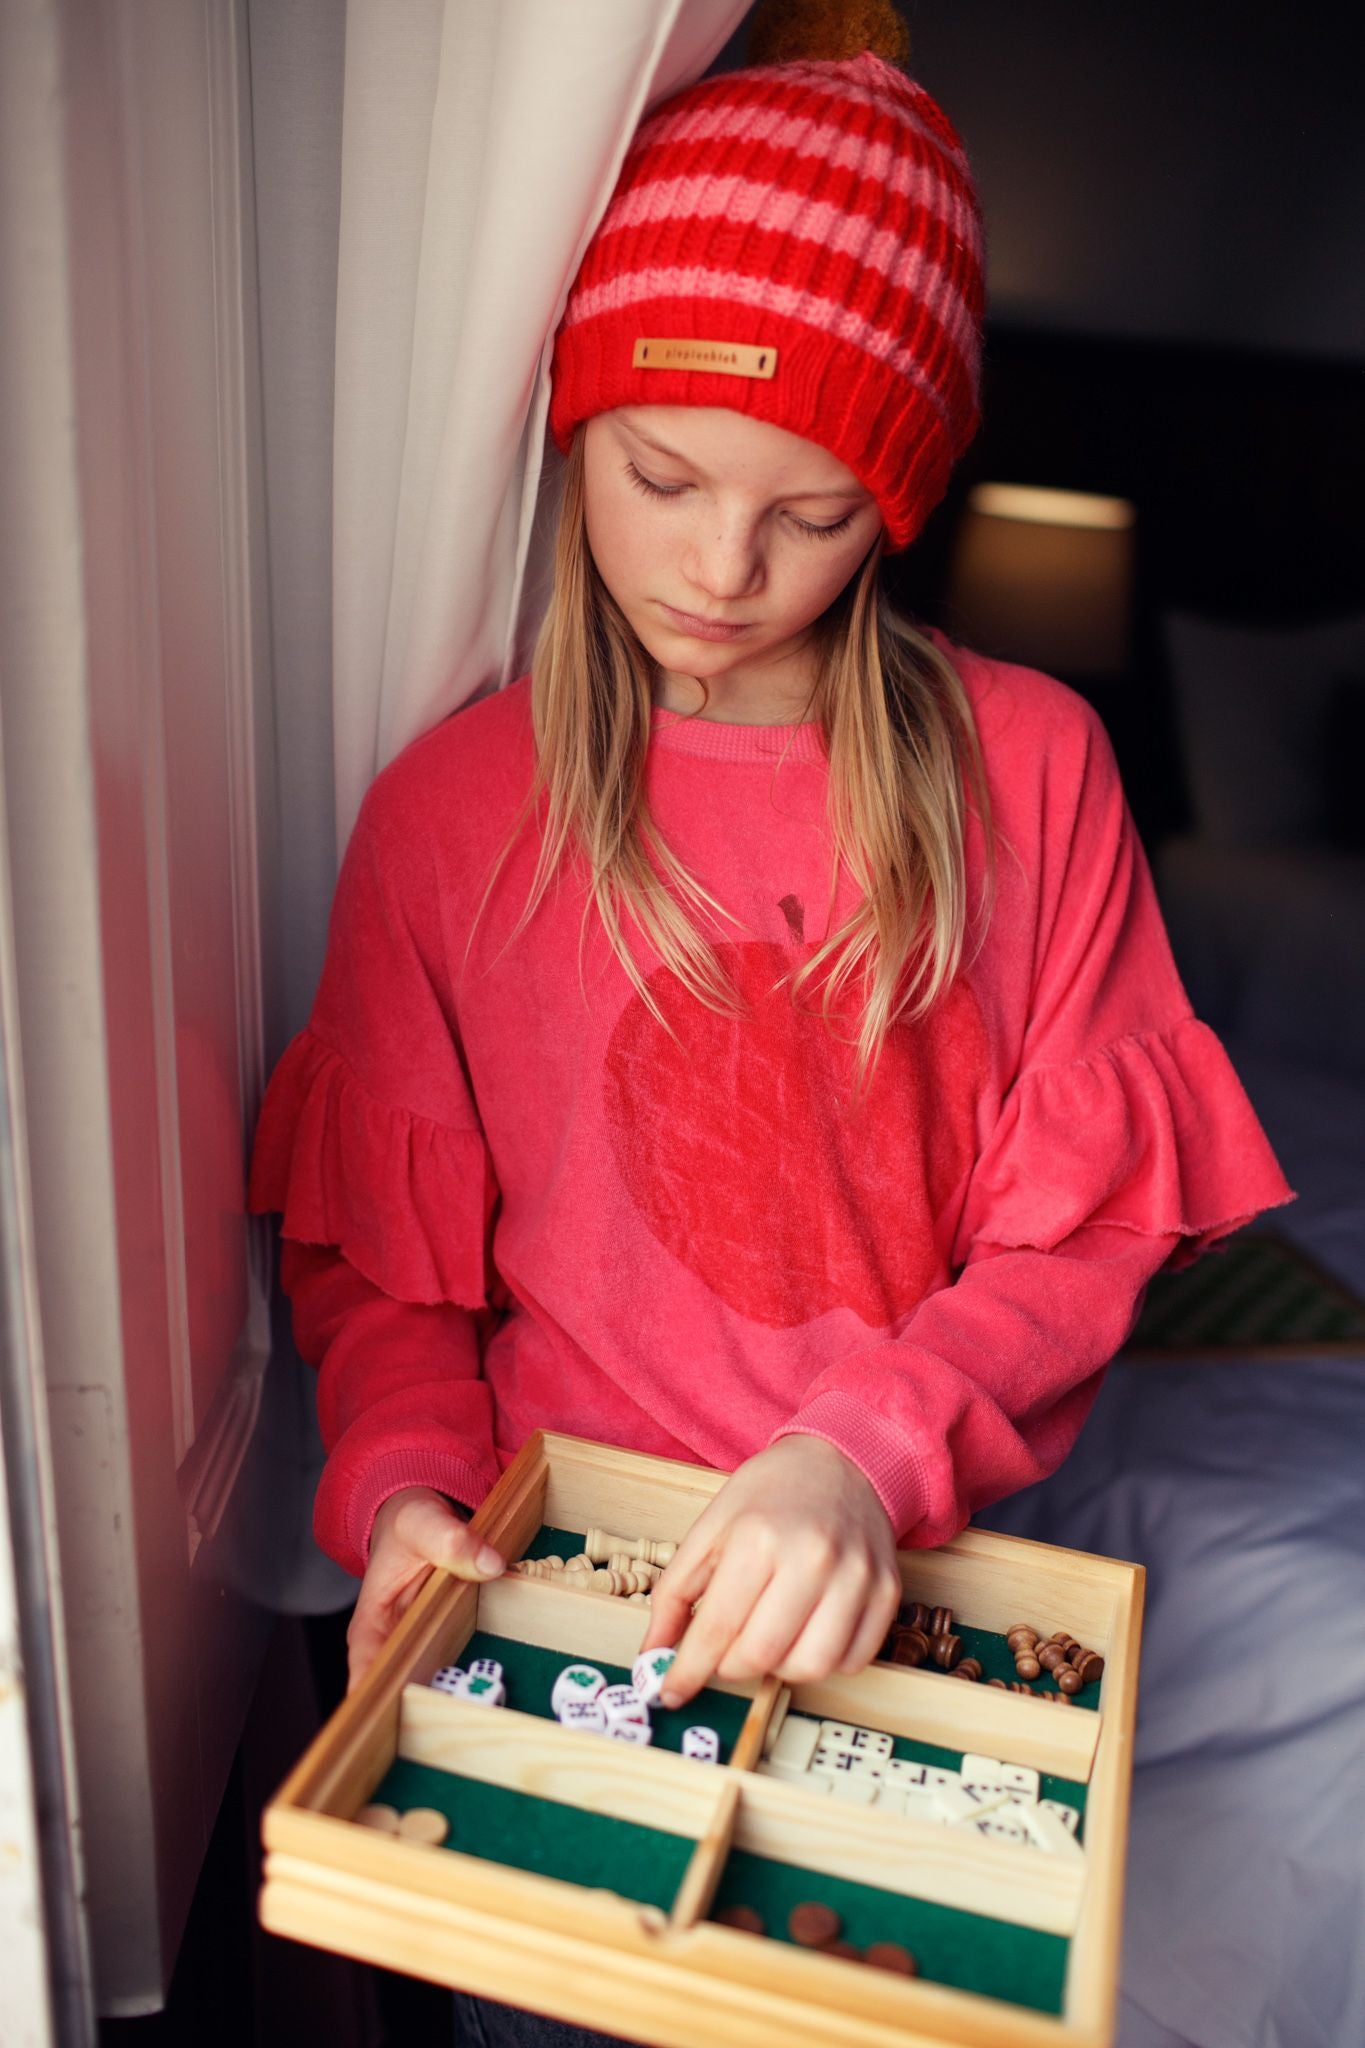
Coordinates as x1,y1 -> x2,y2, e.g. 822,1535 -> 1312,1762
471,426 -> 993,1097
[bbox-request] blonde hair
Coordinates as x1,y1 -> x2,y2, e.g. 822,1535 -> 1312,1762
471,426 -> 993,1098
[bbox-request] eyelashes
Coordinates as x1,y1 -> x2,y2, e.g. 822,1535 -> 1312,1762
622,461 -> 856,541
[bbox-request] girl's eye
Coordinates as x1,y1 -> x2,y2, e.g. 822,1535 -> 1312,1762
622,461 -> 855,541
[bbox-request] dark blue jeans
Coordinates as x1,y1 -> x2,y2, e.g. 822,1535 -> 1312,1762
453,1988 -> 641,2048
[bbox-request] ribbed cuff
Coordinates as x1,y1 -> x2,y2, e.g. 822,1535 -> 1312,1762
347,1449 -> 498,1573
768,1391 -> 930,1540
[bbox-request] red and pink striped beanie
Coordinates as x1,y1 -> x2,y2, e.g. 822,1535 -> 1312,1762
548,48 -> 985,554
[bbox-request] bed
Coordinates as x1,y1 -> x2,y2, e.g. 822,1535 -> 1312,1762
977,1044 -> 1365,2048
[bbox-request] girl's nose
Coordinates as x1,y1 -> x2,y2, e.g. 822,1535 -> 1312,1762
685,516 -> 766,601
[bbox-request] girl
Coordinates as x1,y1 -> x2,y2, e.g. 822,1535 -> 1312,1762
249,9 -> 1290,2036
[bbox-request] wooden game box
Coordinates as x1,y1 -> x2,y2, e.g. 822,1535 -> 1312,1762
260,1431 -> 1144,2047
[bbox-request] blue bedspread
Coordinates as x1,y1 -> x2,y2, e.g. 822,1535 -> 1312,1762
977,1048 -> 1365,2048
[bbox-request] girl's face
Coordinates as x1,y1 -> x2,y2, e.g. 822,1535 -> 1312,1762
582,405 -> 882,717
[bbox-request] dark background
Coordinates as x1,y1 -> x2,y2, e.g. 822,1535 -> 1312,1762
719,1 -> 1365,849
105,5 -> 1363,2043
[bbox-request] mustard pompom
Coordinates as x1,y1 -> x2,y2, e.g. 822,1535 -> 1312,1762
745,0 -> 911,70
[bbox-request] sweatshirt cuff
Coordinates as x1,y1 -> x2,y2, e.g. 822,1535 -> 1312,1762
345,1449 -> 498,1575
768,1391 -> 930,1540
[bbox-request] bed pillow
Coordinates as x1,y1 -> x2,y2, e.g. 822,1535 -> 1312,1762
1161,608 -> 1365,847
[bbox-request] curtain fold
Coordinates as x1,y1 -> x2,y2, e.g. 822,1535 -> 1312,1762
332,0 -> 753,846
241,0 -> 751,1612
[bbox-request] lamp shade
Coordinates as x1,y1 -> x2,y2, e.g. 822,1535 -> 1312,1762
945,483 -> 1136,676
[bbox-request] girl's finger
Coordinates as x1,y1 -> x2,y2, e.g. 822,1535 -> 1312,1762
345,1589 -> 397,1695
659,1546 -> 775,1706
395,1496 -> 503,1577
835,1573 -> 903,1676
711,1561 -> 822,1684
773,1562 -> 881,1685
638,1519 -> 722,1653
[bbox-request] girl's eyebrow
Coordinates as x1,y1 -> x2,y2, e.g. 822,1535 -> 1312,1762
617,417 -> 868,504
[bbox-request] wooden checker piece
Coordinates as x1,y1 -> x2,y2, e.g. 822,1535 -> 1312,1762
397,1806 -> 449,1845
789,1901 -> 842,1949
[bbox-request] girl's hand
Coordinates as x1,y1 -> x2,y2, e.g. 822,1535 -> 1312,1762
638,1436 -> 903,1710
346,1485 -> 504,1695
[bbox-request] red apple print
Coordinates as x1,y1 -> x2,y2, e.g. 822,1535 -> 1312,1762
603,941 -> 987,1328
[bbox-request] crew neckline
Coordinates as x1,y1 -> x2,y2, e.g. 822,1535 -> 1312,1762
648,705 -> 827,763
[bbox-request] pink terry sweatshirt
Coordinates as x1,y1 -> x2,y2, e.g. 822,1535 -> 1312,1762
248,633 -> 1293,1579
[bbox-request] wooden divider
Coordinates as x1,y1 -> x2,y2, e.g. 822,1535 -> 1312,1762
730,1772 -> 1085,1938
669,1777 -> 741,1932
787,1666 -> 1102,1783
897,1529 -> 1123,1651
540,1434 -> 725,1544
399,1685 -> 726,1839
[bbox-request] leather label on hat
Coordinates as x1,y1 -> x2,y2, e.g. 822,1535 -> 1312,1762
633,338 -> 778,380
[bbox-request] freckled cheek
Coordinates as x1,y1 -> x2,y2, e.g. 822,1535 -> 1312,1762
585,499 -> 647,607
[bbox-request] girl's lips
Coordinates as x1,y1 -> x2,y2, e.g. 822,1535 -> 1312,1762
660,603 -> 751,642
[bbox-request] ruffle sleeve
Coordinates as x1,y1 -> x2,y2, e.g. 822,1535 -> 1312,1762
247,1026 -> 498,1310
955,1014 -> 1295,1272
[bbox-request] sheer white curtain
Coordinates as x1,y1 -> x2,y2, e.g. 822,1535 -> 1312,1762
333,0 -> 754,847
238,0 -> 751,1612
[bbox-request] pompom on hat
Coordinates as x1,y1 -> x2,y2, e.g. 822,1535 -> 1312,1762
548,0 -> 986,554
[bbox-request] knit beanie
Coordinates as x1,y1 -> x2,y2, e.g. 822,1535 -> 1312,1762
547,0 -> 985,554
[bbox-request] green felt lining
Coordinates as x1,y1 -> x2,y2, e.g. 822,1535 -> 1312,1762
878,1618 -> 1101,1709
373,1756 -> 693,1911
711,1848 -> 1068,2015
457,1629 -> 750,1762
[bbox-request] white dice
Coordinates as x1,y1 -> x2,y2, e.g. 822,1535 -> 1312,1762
630,1647 -> 677,1705
599,1683 -> 649,1729
557,1695 -> 608,1734
467,1657 -> 504,1685
551,1664 -> 607,1716
681,1726 -> 720,1763
429,1665 -> 466,1696
608,1717 -> 653,1745
454,1669 -> 505,1706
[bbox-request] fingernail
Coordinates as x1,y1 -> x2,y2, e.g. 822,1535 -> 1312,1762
477,1544 -> 503,1573
658,1689 -> 682,1710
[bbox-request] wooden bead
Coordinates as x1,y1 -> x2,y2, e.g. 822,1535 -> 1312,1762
1055,1666 -> 1083,1695
931,1632 -> 962,1670
986,1677 -> 1008,1689
1038,1642 -> 1070,1674
1047,1633 -> 1082,1661
1072,1648 -> 1104,1685
892,1628 -> 929,1668
928,1606 -> 954,1637
898,1601 -> 930,1633
952,1658 -> 983,1682
1014,1653 -> 1042,1681
1005,1624 -> 1038,1652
